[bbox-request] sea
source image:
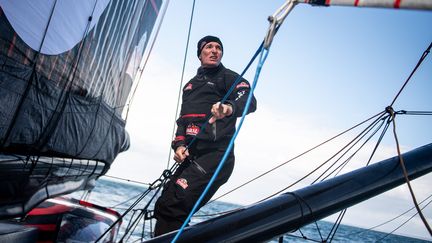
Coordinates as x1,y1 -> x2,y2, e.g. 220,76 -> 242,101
69,178 -> 429,242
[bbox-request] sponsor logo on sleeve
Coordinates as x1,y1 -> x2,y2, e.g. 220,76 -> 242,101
235,90 -> 246,101
236,81 -> 249,89
176,178 -> 188,189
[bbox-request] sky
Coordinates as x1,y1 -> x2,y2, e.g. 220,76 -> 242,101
107,0 -> 432,240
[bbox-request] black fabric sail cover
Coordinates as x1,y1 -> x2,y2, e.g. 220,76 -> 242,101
0,0 -> 163,218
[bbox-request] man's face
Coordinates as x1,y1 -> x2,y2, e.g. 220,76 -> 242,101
199,42 -> 222,68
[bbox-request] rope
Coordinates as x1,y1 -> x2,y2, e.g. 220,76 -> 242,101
390,42 -> 431,106
383,42 -> 432,237
256,112 -> 387,203
183,42 -> 264,152
103,4 -> 262,242
314,113 -> 388,183
210,40 -> 432,207
365,115 -> 392,166
388,107 -> 432,236
95,163 -> 178,242
286,192 -> 324,240
166,0 -> 196,169
327,209 -> 346,242
209,111 -> 384,203
349,194 -> 432,237
377,196 -> 432,241
172,45 -> 269,243
331,116 -> 389,176
102,174 -> 151,186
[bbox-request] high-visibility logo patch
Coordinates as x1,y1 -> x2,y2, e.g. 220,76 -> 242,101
176,178 -> 188,189
236,81 -> 249,89
186,124 -> 200,136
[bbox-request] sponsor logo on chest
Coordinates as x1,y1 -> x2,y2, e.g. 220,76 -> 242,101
186,124 -> 200,136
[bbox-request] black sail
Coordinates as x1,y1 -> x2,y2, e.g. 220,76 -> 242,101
0,0 -> 163,218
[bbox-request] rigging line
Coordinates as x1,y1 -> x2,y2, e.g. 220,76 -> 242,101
123,210 -> 139,240
256,111 -> 387,204
172,45 -> 269,243
283,192 -> 328,243
333,117 -> 389,177
378,197 -> 432,242
366,115 -> 392,166
111,192 -> 142,208
403,110 -> 432,115
122,210 -> 146,242
166,0 -> 196,169
317,114 -> 388,182
97,184 -> 159,242
351,193 -> 432,237
326,210 -> 345,240
159,42 -> 264,206
102,174 -> 151,186
390,41 -> 432,107
144,43 -> 263,204
211,111 -> 385,205
318,114 -> 388,181
210,110 -> 385,203
389,107 -> 432,236
96,163 -> 178,242
124,0 -> 170,121
0,0 -> 58,148
182,41 -> 264,154
284,233 -> 322,243
327,209 -> 346,242
120,181 -> 165,242
125,210 -> 150,242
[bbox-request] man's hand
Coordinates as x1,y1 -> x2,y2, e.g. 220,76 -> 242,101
174,146 -> 189,163
209,102 -> 233,124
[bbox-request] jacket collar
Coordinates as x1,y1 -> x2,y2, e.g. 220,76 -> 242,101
197,63 -> 224,76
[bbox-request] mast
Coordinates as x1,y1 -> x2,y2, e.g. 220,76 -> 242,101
148,143 -> 432,242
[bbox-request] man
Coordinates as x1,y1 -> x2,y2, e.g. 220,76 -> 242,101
153,35 -> 257,236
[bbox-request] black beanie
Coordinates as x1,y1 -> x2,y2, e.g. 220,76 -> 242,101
197,35 -> 223,57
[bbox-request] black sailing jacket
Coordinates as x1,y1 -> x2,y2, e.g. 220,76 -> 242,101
172,63 -> 257,151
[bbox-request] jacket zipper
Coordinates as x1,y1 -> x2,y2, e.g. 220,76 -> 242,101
192,160 -> 207,174
212,123 -> 217,141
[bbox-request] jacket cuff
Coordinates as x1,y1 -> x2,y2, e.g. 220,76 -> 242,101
224,100 -> 236,117
172,135 -> 186,150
